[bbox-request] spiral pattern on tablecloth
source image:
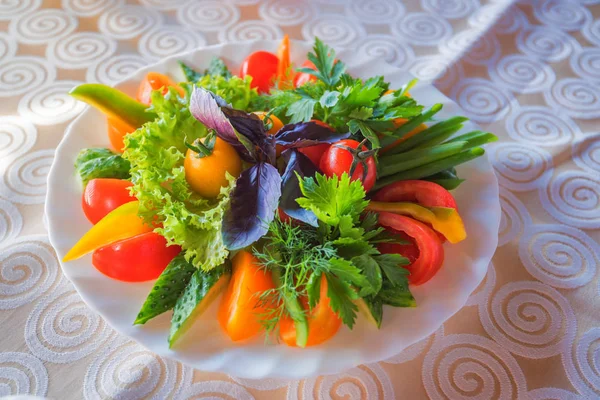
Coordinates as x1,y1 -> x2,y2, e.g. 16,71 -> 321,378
544,78 -> 600,119
517,26 -> 576,62
220,20 -> 283,43
25,283 -> 112,363
540,170 -> 600,229
564,328 -> 600,398
392,12 -> 452,46
86,53 -> 146,85
384,326 -> 444,364
46,32 -> 117,70
422,334 -> 527,400
259,0 -> 315,26
505,105 -> 579,147
519,224 -> 598,289
440,28 -> 500,66
0,352 -> 48,397
0,32 -> 16,62
138,26 -> 206,61
450,77 -> 512,123
17,80 -> 85,126
527,388 -> 585,400
98,5 -> 163,40
83,337 -> 192,400
292,364 -> 395,400
582,19 -> 600,47
533,0 -> 591,32
0,56 -> 56,97
0,116 -> 37,160
0,149 -> 54,204
61,0 -> 123,17
498,188 -> 531,247
302,15 -> 366,48
409,55 -> 454,85
230,376 -> 292,391
176,1 -> 239,32
490,54 -> 555,94
347,0 -> 405,24
0,199 -> 22,243
480,281 -> 576,358
422,0 -> 476,19
493,5 -> 526,34
468,4 -> 506,30
0,0 -> 41,21
356,35 -> 414,69
570,48 -> 600,84
10,9 -> 77,45
0,235 -> 59,310
572,133 -> 600,173
488,142 -> 553,191
180,381 -> 255,399
138,0 -> 191,10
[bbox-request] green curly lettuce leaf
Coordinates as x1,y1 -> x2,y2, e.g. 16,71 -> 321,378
123,85 -> 234,270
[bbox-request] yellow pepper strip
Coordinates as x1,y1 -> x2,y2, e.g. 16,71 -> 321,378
366,201 -> 467,244
63,201 -> 152,262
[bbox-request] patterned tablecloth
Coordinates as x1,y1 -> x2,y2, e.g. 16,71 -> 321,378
1,0 -> 599,398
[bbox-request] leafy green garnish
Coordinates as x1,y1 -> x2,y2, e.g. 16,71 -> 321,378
75,147 -> 130,185
179,57 -> 233,82
123,86 -> 233,270
298,37 -> 345,88
255,173 -> 413,331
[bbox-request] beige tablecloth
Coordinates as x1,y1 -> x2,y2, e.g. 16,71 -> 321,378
1,0 -> 599,398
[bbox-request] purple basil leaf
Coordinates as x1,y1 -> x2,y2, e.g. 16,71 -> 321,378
222,162 -> 282,250
189,87 -> 256,162
222,108 -> 275,163
280,149 -> 319,226
275,121 -> 350,150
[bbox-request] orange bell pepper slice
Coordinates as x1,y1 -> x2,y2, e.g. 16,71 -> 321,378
136,72 -> 185,105
279,274 -> 342,347
107,117 -> 135,153
63,201 -> 152,262
276,35 -> 293,89
217,251 -> 276,342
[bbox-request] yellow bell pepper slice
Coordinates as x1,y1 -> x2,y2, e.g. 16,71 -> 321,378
63,201 -> 152,262
366,201 -> 466,244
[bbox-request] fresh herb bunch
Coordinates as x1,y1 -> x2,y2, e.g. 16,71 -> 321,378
256,38 -> 498,190
253,173 -> 414,335
259,38 -> 424,149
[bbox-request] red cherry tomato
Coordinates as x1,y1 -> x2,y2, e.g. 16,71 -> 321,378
92,232 -> 181,282
239,51 -> 279,93
298,144 -> 330,167
294,60 -> 318,87
377,212 -> 444,286
373,180 -> 457,209
82,179 -> 136,224
319,139 -> 376,192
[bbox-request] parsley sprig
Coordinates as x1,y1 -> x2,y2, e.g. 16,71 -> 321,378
253,173 -> 414,335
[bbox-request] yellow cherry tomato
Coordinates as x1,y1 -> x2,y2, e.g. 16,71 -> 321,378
254,111 -> 283,135
184,137 -> 242,199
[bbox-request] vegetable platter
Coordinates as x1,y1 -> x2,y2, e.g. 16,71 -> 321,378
46,39 -> 500,379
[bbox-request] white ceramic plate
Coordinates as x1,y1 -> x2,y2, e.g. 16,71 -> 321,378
46,40 -> 500,379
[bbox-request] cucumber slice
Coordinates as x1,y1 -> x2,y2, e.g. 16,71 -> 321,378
134,254 -> 196,325
168,263 -> 231,347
